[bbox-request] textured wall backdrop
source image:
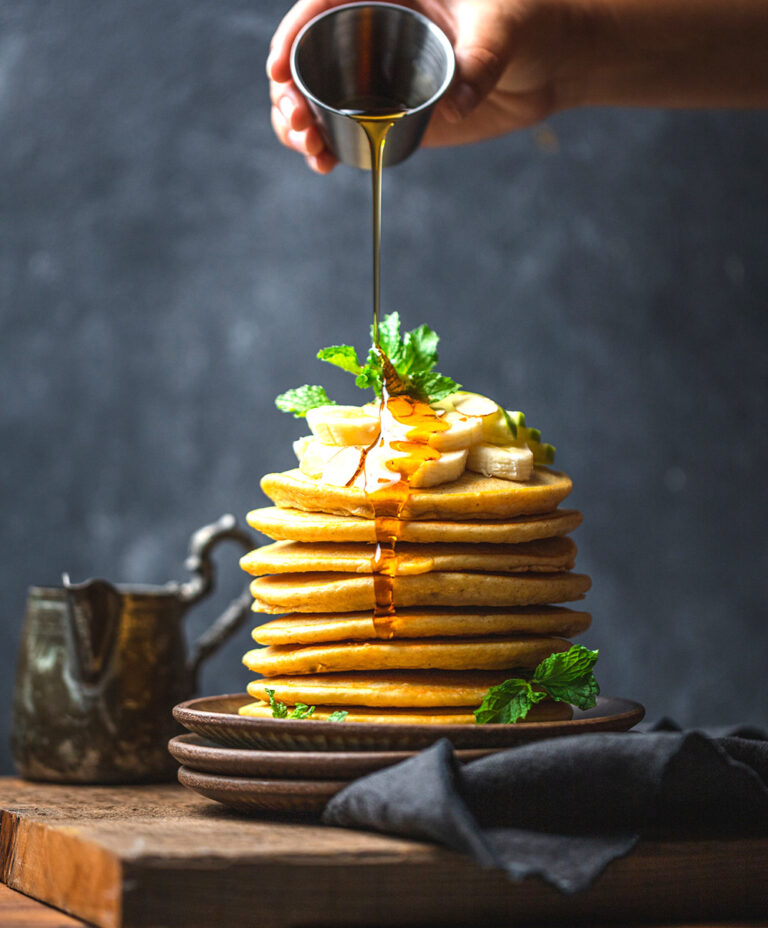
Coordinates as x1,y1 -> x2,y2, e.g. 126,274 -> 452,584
1,1 -> 767,774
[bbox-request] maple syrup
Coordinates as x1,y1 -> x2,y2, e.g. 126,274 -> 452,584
341,95 -> 447,635
339,95 -> 407,345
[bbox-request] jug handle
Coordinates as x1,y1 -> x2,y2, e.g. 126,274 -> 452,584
179,514 -> 256,691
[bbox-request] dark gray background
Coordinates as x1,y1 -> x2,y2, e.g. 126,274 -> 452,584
1,1 -> 767,774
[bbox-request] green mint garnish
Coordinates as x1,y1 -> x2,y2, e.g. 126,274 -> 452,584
474,645 -> 599,724
264,688 -> 320,720
275,385 -> 336,419
275,312 -> 459,412
265,687 -> 289,719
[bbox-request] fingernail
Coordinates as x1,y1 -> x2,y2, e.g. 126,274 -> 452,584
279,96 -> 295,122
265,50 -> 276,78
288,129 -> 306,151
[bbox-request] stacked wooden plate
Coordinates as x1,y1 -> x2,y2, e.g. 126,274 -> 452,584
171,693 -> 644,814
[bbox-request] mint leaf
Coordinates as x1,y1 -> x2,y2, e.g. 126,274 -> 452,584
402,324 -> 439,374
411,371 -> 460,403
289,703 -> 316,719
355,365 -> 381,393
317,345 -> 362,375
533,645 -> 599,709
275,385 -> 335,418
275,313 -> 460,411
475,646 -> 600,724
474,678 -> 546,724
265,687 -> 288,719
328,710 -> 349,722
374,311 -> 402,360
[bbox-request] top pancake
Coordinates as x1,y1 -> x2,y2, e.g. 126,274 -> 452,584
247,506 -> 583,544
260,467 -> 572,520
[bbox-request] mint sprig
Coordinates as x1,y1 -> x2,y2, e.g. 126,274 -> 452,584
264,688 -> 347,721
275,385 -> 336,419
474,645 -> 599,724
275,312 -> 459,415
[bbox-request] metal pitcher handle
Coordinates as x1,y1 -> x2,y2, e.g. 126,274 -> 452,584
179,513 -> 256,691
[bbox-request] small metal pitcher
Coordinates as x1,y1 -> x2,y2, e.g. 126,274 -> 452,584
11,514 -> 254,784
290,3 -> 455,168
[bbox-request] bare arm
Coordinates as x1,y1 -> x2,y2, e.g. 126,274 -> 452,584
559,0 -> 768,110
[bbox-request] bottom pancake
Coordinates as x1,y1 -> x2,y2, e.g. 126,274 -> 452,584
238,700 -> 573,725
247,670 -> 518,707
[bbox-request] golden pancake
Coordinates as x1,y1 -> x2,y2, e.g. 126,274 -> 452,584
243,635 -> 569,675
261,467 -> 572,520
238,700 -> 573,724
251,606 -> 591,645
241,537 -> 577,576
249,571 -> 591,613
248,670 -> 532,706
247,505 -> 583,544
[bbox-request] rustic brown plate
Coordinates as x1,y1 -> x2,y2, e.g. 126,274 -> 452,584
177,765 -> 342,814
168,733 -> 496,779
173,694 -> 644,752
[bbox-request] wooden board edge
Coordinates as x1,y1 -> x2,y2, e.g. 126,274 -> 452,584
118,838 -> 768,928
1,810 -> 121,928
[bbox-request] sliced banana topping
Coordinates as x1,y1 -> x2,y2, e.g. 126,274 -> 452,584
409,448 -> 469,488
427,411 -> 483,451
293,391 -> 551,488
292,435 -> 313,462
321,445 -> 365,487
467,442 -> 534,481
447,391 -> 500,418
299,439 -> 352,479
306,404 -> 380,445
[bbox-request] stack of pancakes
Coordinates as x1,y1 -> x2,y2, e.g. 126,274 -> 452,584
239,465 -> 592,724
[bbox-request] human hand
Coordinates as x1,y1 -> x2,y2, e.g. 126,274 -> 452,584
267,0 -> 571,174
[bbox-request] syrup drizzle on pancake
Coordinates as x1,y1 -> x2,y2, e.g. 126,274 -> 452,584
363,360 -> 448,635
349,102 -> 448,637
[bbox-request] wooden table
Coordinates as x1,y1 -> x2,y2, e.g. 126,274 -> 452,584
1,778 -> 766,928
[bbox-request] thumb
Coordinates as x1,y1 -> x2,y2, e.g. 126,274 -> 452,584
443,2 -> 514,120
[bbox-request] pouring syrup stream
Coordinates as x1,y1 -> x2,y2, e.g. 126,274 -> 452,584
342,96 -> 449,635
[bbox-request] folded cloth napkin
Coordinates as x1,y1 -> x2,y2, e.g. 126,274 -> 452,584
322,723 -> 768,893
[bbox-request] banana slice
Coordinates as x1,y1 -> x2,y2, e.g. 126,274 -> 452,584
481,408 -> 515,444
299,439 -> 348,478
293,435 -> 314,462
409,448 -> 468,488
428,411 -> 483,451
450,392 -> 499,417
467,443 -> 534,481
321,446 -> 365,487
306,405 -> 380,445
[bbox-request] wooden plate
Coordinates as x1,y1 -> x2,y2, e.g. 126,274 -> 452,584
177,766 -> 341,814
168,733 -> 496,779
173,694 -> 644,752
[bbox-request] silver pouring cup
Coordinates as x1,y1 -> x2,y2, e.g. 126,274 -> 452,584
290,2 -> 455,169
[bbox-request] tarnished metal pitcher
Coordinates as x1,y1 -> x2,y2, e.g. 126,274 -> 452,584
11,514 -> 254,784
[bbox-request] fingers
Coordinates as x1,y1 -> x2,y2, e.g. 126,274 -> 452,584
270,97 -> 338,174
268,1 -> 351,173
442,1 -> 514,121
267,0 -> 351,83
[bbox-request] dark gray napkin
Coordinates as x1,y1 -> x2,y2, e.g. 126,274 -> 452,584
322,725 -> 768,893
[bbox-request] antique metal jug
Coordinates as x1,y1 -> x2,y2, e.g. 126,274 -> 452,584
11,514 -> 254,783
